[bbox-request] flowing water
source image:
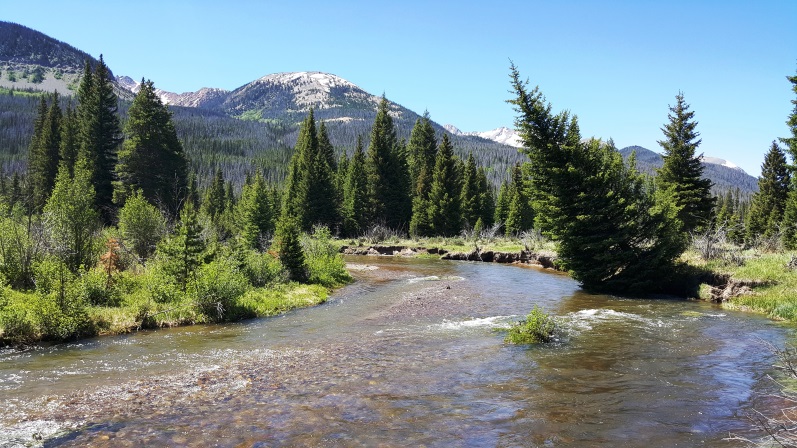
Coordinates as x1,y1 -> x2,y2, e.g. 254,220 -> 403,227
0,257 -> 793,447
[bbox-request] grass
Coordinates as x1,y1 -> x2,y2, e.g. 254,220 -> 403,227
685,249 -> 797,321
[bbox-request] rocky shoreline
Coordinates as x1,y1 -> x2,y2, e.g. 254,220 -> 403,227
340,245 -> 560,270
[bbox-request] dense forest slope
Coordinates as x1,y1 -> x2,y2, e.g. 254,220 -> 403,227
619,145 -> 758,197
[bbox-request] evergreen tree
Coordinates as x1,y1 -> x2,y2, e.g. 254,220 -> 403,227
406,112 -> 437,194
157,202 -> 205,292
76,56 -> 122,223
656,92 -> 715,233
59,104 -> 79,177
460,153 -> 481,228
28,92 -> 62,212
115,79 -> 188,214
282,109 -> 338,230
494,180 -> 510,227
781,66 -> 797,249
366,96 -> 411,229
476,166 -> 495,227
341,136 -> 369,236
317,121 -> 337,171
509,64 -> 686,293
237,172 -> 274,250
504,163 -> 534,234
271,214 -> 306,282
747,142 -> 791,242
427,133 -> 462,236
44,166 -> 100,273
202,168 -> 227,222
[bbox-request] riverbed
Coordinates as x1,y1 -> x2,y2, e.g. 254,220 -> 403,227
0,256 -> 792,447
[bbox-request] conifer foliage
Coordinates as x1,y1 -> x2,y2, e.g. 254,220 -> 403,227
781,67 -> 797,249
747,142 -> 791,242
509,63 -> 686,293
656,92 -> 715,234
76,56 -> 122,223
366,97 -> 411,229
115,79 -> 188,215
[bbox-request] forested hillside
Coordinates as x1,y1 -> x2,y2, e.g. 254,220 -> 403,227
619,145 -> 759,197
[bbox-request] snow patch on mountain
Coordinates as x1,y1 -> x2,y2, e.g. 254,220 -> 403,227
253,71 -> 377,110
702,156 -> 742,171
116,75 -> 229,107
444,124 -> 522,147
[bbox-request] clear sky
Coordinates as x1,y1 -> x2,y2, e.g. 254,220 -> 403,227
3,0 -> 796,176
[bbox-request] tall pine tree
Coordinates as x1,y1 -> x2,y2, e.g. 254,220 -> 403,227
28,92 -> 62,212
76,56 -> 122,223
509,63 -> 686,293
115,79 -> 188,215
747,142 -> 790,243
366,96 -> 411,229
341,136 -> 369,236
656,92 -> 715,234
427,133 -> 462,236
781,66 -> 797,249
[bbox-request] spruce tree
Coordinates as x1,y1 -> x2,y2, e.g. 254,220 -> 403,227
271,214 -> 306,282
656,92 -> 715,233
504,163 -> 534,235
282,109 -> 337,230
406,112 -> 437,194
366,96 -> 411,229
341,136 -> 369,236
237,172 -> 274,250
509,64 -> 686,293
115,79 -> 188,214
158,202 -> 205,292
317,121 -> 337,171
460,153 -> 481,228
476,166 -> 495,227
427,133 -> 462,236
28,92 -> 62,212
76,56 -> 122,223
781,66 -> 797,249
747,142 -> 791,242
202,168 -> 227,222
59,104 -> 79,177
494,180 -> 510,227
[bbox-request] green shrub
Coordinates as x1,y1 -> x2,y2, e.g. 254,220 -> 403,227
138,264 -> 182,304
73,268 -> 120,307
302,226 -> 352,287
194,258 -> 249,321
505,305 -> 558,344
241,250 -> 286,287
33,256 -> 75,295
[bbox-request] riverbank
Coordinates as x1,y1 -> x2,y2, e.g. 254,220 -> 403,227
340,244 -> 560,270
694,251 -> 797,320
340,241 -> 797,323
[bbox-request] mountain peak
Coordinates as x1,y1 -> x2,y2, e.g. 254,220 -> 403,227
444,124 -> 522,148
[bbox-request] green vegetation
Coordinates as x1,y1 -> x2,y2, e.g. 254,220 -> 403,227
505,305 -> 558,344
698,251 -> 797,320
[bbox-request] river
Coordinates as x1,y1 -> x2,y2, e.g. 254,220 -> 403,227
0,256 -> 792,447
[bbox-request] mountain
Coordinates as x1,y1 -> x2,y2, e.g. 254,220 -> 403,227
0,21 -> 101,93
115,71 -> 527,186
445,124 -> 522,147
618,145 -> 759,197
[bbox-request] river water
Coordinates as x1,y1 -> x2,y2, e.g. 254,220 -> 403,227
0,256 -> 792,447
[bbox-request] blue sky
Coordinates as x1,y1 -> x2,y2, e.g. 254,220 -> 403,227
3,0 -> 796,176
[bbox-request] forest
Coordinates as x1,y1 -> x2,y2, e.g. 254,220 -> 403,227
0,57 -> 795,346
